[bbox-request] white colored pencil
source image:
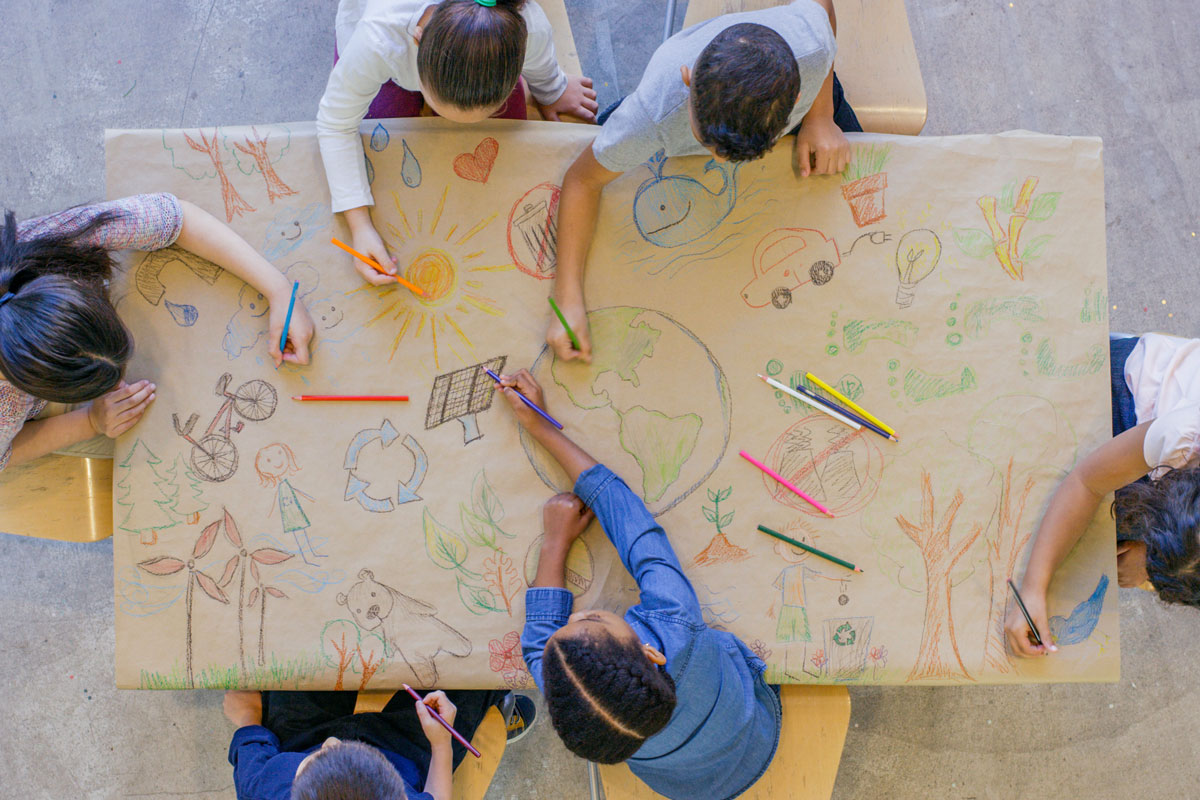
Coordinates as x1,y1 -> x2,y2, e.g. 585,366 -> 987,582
757,374 -> 862,431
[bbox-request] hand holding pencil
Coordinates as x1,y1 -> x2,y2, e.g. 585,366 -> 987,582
545,294 -> 592,363
495,369 -> 562,430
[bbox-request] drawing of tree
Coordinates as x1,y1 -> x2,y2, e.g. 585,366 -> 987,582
227,125 -> 297,202
137,517 -> 236,688
320,619 -> 389,690
117,440 -> 178,545
176,128 -> 255,222
980,459 -> 1036,672
166,455 -> 208,524
328,630 -> 355,691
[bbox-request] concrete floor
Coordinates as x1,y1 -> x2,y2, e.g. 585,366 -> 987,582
1,0 -> 1198,797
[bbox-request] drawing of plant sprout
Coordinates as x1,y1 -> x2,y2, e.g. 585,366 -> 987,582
137,517 -> 237,689
953,177 -> 1061,280
841,144 -> 892,228
321,619 -> 389,691
694,486 -> 749,566
869,645 -> 888,680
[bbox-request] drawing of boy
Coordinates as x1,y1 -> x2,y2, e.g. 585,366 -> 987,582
770,523 -> 841,643
255,443 -> 323,566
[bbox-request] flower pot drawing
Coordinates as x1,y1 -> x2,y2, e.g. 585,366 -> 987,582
842,173 -> 888,228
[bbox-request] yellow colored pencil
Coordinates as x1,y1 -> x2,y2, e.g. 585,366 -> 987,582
805,372 -> 898,439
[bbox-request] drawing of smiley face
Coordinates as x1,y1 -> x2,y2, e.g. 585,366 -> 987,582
255,444 -> 290,477
262,203 -> 329,260
311,299 -> 344,330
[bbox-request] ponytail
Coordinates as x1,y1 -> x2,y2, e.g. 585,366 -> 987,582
417,0 -> 528,112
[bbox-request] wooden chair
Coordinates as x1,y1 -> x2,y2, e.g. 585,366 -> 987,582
354,690 -> 507,800
597,685 -> 851,800
680,0 -> 927,135
0,454 -> 113,541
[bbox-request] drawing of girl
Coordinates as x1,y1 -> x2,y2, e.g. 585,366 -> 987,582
255,443 -> 323,566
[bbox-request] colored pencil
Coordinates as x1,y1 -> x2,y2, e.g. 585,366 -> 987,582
757,524 -> 862,573
279,280 -> 299,355
331,237 -> 426,296
757,374 -> 861,431
483,368 -> 564,430
792,384 -> 898,443
402,684 -> 481,758
292,395 -> 409,402
1007,579 -> 1045,647
805,371 -> 898,439
739,449 -> 833,517
547,296 -> 582,351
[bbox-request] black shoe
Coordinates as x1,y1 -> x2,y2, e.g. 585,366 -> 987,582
503,694 -> 537,743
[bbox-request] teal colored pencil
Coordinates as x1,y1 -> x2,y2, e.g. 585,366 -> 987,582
547,296 -> 582,351
279,280 -> 299,354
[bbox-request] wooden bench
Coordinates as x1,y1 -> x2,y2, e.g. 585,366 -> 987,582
682,0 -> 927,135
0,454 -> 113,542
598,685 -> 851,800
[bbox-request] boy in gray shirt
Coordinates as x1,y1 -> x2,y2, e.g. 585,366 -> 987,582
545,0 -> 857,362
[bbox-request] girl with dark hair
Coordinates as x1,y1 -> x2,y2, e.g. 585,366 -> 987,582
318,0 -> 598,286
0,194 -> 314,471
498,369 -> 781,799
1007,333 -> 1200,657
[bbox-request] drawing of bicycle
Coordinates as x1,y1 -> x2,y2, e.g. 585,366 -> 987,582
173,373 -> 278,482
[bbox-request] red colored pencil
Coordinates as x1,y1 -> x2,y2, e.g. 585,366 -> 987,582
292,395 -> 409,402
402,684 -> 481,758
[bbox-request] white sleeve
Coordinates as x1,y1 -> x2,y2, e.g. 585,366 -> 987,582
521,2 -> 568,105
1143,406 -> 1200,478
317,31 -> 397,212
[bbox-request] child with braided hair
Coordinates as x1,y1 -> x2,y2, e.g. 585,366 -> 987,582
497,369 -> 781,800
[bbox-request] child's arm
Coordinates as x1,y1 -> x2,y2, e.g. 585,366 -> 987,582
5,381 -> 155,468
415,692 -> 457,800
1006,422 -> 1152,657
521,5 -> 599,122
793,0 -> 850,177
546,144 -> 622,362
223,691 -> 279,798
174,201 -> 314,366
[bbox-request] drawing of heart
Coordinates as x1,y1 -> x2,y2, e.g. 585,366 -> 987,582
453,138 -> 499,183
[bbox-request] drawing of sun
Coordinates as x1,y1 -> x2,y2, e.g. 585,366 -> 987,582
358,187 -> 512,368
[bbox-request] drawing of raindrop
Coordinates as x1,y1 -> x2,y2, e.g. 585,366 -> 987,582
946,332 -> 963,346
364,154 -> 375,185
826,344 -> 839,356
401,139 -> 422,188
369,123 -> 390,152
766,359 -> 783,376
165,300 -> 198,327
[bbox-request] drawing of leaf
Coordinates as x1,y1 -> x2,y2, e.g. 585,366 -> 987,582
460,504 -> 496,549
457,576 -> 500,615
1027,192 -> 1061,221
952,228 -> 994,260
424,509 -> 469,571
251,548 -> 294,565
265,586 -> 287,599
217,555 -> 239,588
248,587 -> 259,607
473,470 -> 506,528
1020,234 -> 1054,261
222,508 -> 243,548
999,180 -> 1016,214
250,560 -> 261,584
195,571 -> 229,603
707,488 -> 719,502
703,506 -> 718,524
719,511 -> 735,528
137,556 -> 187,576
193,520 -> 221,559
716,487 -> 732,502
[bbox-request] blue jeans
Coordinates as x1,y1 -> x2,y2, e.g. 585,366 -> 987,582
1110,335 -> 1139,437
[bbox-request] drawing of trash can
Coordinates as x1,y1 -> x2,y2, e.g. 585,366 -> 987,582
508,183 -> 562,279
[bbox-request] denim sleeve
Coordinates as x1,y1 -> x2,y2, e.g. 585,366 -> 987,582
521,587 -> 573,690
228,725 -> 292,800
574,464 -> 703,625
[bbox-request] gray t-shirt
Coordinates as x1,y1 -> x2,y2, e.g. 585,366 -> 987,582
593,0 -> 836,174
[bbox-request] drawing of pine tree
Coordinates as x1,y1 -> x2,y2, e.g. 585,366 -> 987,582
116,440 -> 178,545
166,455 -> 209,524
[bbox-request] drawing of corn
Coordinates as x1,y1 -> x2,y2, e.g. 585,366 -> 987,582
977,177 -> 1038,280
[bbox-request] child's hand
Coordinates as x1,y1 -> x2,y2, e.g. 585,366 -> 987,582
545,296 -> 592,363
793,116 -> 850,177
543,492 -> 594,547
88,380 -> 156,438
267,292 -> 314,368
1004,589 -> 1056,658
222,690 -> 263,728
415,690 -> 457,747
346,213 -> 399,287
497,369 -> 551,428
538,75 -> 600,123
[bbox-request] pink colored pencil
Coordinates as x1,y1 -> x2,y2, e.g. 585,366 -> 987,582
402,684 -> 481,758
739,450 -> 834,517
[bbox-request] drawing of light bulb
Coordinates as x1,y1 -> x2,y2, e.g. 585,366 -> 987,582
894,229 -> 942,308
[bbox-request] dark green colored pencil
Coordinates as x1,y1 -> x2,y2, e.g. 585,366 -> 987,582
756,524 -> 863,573
547,296 -> 582,351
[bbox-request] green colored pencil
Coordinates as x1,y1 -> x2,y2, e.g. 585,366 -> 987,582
547,296 -> 582,351
756,524 -> 863,573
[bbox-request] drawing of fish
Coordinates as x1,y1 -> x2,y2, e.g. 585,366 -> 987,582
1049,574 -> 1109,645
634,150 -> 739,248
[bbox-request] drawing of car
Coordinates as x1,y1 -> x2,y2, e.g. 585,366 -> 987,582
741,228 -> 841,309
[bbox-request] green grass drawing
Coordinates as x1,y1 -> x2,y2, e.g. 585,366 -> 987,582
843,319 -> 919,354
1035,339 -> 1106,379
138,652 -> 327,690
902,366 -> 977,404
962,296 -> 1045,339
842,144 -> 893,183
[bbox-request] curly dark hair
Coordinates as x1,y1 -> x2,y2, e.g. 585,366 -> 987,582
542,628 -> 677,763
417,0 -> 527,112
0,209 -> 132,404
690,23 -> 801,163
291,740 -> 408,800
1115,465 -> 1200,606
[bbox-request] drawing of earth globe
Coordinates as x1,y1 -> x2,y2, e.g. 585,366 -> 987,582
520,306 -> 731,516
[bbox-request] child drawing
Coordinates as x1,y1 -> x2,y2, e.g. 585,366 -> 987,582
770,522 -> 841,644
256,443 -> 323,566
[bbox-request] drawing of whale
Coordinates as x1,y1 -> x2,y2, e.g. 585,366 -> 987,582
634,150 -> 739,248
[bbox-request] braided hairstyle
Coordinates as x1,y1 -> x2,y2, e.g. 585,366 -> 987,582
0,209 -> 132,403
291,740 -> 409,800
691,23 -> 801,163
1115,465 -> 1200,606
417,0 -> 528,112
542,627 -> 677,763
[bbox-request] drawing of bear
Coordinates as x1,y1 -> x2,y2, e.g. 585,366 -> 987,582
336,569 -> 472,685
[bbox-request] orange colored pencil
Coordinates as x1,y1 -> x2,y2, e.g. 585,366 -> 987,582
331,237 -> 425,296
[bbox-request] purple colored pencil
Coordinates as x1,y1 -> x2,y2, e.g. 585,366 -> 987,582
402,684 -> 481,758
483,368 -> 564,430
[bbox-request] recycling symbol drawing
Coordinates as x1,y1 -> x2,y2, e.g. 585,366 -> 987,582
343,418 -> 428,512
832,622 -> 857,647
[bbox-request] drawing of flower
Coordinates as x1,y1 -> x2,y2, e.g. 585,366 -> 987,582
488,631 -> 530,687
810,649 -> 828,671
749,639 -> 773,661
